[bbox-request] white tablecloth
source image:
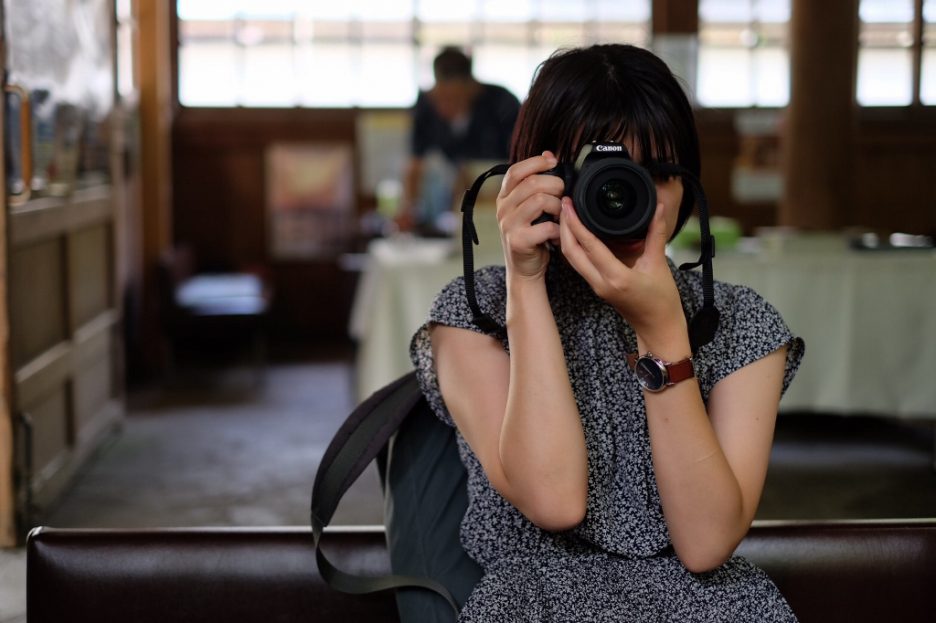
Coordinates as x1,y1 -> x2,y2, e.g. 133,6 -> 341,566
350,237 -> 936,419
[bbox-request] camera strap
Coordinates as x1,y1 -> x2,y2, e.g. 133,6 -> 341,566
648,163 -> 720,353
459,162 -> 719,353
459,163 -> 509,340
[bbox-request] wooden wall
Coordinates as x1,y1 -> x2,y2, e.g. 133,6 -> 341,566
171,106 -> 936,341
162,0 -> 936,345
698,109 -> 936,236
172,108 -> 361,342
851,112 -> 936,234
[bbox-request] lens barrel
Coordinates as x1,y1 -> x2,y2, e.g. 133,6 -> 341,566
573,157 -> 656,239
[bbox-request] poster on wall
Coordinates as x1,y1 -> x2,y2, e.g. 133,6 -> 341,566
355,110 -> 410,197
731,110 -> 783,204
266,142 -> 355,259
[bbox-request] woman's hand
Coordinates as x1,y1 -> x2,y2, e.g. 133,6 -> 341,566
558,197 -> 686,344
496,152 -> 565,281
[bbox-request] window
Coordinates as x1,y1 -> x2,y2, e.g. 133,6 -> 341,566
696,0 -> 791,107
857,0 -> 915,106
697,0 -> 936,108
857,0 -> 936,106
176,0 -> 651,108
116,0 -> 137,99
921,0 -> 936,104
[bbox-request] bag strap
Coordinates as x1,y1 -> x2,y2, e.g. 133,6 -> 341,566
310,370 -> 460,617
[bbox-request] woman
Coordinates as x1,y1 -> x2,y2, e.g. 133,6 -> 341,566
410,43 -> 804,621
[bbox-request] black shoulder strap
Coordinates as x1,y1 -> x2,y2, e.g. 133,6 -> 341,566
460,163 -> 509,340
310,371 -> 460,617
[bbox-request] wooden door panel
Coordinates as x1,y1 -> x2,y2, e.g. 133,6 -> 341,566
2,0 -> 126,544
8,190 -> 113,247
73,354 -> 112,440
10,239 -> 66,368
69,223 -> 112,329
73,316 -> 117,436
24,386 -> 69,483
13,342 -> 70,410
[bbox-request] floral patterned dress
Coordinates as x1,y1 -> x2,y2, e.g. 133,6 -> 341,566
410,253 -> 805,622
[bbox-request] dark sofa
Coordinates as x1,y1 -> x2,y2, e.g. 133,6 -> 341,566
27,520 -> 936,622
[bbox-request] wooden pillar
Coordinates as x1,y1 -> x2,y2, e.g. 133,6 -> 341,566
652,0 -> 699,34
138,0 -> 175,374
779,0 -> 859,229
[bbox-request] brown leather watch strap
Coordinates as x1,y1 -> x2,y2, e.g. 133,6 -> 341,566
665,357 -> 695,384
626,352 -> 695,387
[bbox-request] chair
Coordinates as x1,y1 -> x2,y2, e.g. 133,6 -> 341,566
156,245 -> 273,382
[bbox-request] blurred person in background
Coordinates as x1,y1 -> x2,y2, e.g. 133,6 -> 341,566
396,46 -> 520,236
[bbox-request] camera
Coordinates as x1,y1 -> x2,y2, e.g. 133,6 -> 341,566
540,141 -> 657,240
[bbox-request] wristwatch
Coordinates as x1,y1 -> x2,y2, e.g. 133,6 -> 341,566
627,352 -> 695,392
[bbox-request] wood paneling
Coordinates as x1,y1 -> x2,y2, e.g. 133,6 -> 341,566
73,352 -> 112,435
171,146 -> 266,268
10,240 -> 66,367
653,0 -> 699,34
25,386 -> 69,481
9,188 -> 112,247
172,108 -> 360,339
69,224 -> 112,330
169,101 -> 936,341
852,118 -> 936,234
695,109 -> 936,236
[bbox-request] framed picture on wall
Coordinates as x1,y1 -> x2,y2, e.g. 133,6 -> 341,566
266,142 -> 354,259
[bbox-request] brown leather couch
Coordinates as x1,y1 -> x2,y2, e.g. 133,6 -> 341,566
27,520 -> 936,622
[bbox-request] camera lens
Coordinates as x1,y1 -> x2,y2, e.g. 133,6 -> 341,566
574,157 -> 656,239
598,180 -> 636,218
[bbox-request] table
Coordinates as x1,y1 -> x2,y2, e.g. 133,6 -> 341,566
175,273 -> 269,316
349,237 -> 936,419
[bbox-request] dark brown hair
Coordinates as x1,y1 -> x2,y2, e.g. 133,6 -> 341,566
433,46 -> 473,81
510,44 -> 701,237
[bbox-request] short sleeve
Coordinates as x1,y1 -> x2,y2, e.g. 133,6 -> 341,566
696,284 -> 805,397
409,266 -> 508,427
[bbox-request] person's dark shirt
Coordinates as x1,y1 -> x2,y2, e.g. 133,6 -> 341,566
411,83 -> 520,163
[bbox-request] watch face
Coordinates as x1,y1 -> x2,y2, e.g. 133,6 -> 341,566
635,357 -> 666,391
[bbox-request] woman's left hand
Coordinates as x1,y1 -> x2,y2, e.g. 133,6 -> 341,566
558,196 -> 686,343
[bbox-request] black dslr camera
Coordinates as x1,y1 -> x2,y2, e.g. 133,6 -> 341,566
540,141 -> 657,240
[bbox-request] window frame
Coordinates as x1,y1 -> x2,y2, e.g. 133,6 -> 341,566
856,0 -> 936,124
170,0 -> 936,115
171,1 -> 652,110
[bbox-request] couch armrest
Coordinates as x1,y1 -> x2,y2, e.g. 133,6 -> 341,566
27,526 -> 399,623
737,519 -> 936,623
28,520 -> 936,623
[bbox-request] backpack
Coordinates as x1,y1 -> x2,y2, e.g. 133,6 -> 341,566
310,371 -> 482,622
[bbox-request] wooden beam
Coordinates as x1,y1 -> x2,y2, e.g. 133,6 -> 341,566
137,0 -> 174,374
652,0 -> 699,35
779,0 -> 860,229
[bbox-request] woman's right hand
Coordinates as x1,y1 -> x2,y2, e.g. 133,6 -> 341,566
496,151 -> 565,280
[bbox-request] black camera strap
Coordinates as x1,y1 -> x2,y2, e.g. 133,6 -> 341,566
459,162 -> 719,353
459,163 -> 509,340
648,163 -> 720,353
